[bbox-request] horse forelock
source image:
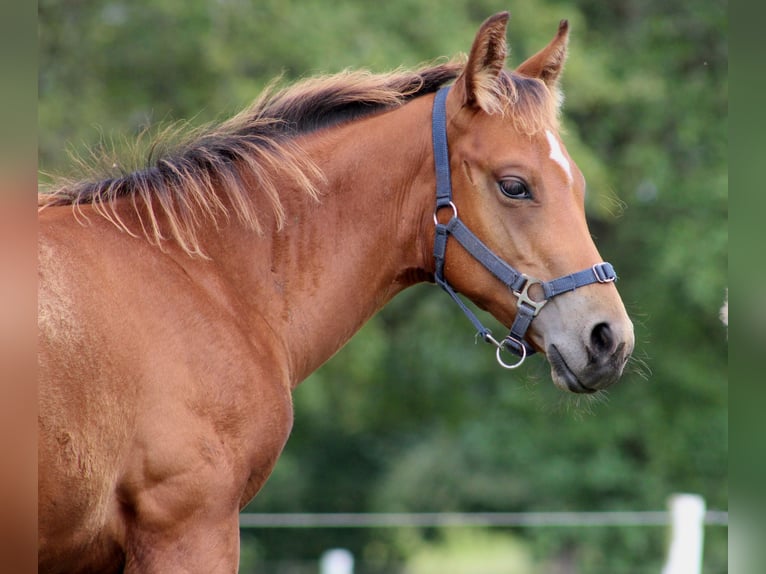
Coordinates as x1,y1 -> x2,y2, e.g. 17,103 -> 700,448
495,70 -> 561,135
38,59 -> 556,256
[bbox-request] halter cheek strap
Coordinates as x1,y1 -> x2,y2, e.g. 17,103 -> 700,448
431,86 -> 617,369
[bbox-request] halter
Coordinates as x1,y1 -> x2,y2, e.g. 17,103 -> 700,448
431,86 -> 617,369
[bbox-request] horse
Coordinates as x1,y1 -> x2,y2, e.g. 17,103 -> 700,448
38,12 -> 634,573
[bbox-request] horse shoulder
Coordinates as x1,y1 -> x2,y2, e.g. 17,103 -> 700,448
38,209 -> 295,569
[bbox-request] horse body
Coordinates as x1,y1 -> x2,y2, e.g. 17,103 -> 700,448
39,13 -> 634,572
38,91 -> 440,573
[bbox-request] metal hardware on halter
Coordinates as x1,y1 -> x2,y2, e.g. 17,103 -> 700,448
433,201 -> 457,225
485,333 -> 527,369
430,86 -> 619,370
513,276 -> 547,316
593,263 -> 616,284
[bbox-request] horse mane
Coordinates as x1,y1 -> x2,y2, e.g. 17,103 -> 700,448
39,60 -> 558,257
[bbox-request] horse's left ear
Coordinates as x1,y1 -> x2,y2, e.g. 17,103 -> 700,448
515,20 -> 570,91
454,11 -> 510,114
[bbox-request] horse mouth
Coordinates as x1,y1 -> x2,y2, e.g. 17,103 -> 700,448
548,345 -> 597,394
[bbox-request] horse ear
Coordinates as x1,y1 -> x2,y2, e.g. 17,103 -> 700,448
455,12 -> 510,113
515,20 -> 569,91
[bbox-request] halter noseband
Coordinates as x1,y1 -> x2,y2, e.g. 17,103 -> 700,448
431,86 -> 617,369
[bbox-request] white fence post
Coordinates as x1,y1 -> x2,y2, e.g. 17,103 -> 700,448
662,493 -> 706,574
320,548 -> 354,574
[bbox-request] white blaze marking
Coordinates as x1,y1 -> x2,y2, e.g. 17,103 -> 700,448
545,129 -> 572,183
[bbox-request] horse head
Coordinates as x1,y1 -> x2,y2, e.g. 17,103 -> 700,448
434,13 -> 634,392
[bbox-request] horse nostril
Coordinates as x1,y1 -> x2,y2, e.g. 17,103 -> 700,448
590,322 -> 614,355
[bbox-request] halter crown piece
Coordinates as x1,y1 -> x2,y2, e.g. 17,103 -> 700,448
431,86 -> 617,369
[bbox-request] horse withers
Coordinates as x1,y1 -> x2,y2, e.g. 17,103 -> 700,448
38,12 -> 634,573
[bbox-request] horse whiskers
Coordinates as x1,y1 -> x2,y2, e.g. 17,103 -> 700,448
626,352 -> 652,381
547,390 -> 609,419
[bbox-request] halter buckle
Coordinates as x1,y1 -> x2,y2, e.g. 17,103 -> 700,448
592,263 -> 616,283
513,276 -> 548,316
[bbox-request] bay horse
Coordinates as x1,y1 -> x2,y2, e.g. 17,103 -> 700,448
38,13 -> 634,573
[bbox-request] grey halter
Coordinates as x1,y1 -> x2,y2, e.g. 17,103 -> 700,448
431,86 -> 616,369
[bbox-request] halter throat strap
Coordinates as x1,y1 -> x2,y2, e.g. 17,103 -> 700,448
430,86 -> 617,369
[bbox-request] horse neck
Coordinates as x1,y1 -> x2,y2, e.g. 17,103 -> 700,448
211,95 -> 437,385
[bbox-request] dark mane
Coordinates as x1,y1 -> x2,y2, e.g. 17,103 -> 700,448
238,64 -> 463,136
39,60 -> 556,256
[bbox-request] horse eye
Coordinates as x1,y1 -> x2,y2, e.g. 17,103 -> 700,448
498,178 -> 531,200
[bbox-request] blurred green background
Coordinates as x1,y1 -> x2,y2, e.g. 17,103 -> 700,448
38,0 -> 727,572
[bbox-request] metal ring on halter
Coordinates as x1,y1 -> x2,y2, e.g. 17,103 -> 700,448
484,333 -> 527,369
495,337 -> 527,369
433,201 -> 458,225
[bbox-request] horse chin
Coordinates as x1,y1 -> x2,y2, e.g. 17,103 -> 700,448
546,344 -> 626,394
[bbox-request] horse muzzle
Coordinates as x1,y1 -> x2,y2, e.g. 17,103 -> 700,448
546,319 -> 634,393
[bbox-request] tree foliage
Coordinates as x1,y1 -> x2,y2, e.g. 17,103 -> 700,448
39,0 -> 727,572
